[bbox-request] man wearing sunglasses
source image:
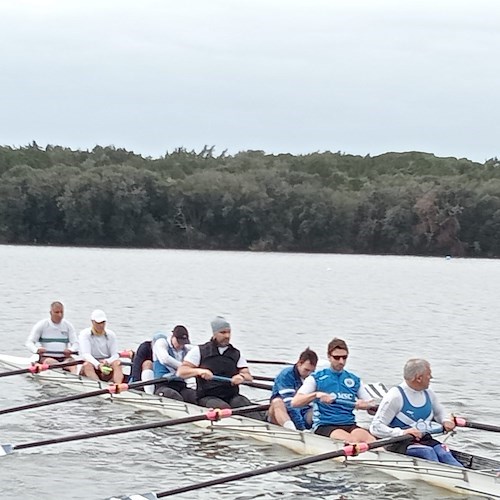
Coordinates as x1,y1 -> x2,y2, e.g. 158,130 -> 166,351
291,338 -> 375,442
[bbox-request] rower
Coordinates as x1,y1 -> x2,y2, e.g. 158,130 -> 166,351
369,358 -> 463,466
128,340 -> 154,393
177,316 -> 264,419
269,347 -> 318,430
78,309 -> 124,384
291,338 -> 375,443
25,301 -> 79,372
152,325 -> 196,403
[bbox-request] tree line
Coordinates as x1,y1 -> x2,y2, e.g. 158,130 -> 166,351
1,142 -> 500,257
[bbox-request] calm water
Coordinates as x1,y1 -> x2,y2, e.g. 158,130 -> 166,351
0,245 -> 499,500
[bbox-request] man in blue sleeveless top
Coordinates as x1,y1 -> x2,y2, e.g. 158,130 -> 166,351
370,358 -> 463,466
152,325 -> 196,403
292,338 -> 375,442
178,316 -> 263,418
269,348 -> 318,430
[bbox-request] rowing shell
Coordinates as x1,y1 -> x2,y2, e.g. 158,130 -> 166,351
1,354 -> 499,498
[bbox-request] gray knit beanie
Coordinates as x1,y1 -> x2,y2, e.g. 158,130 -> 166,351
211,316 -> 231,334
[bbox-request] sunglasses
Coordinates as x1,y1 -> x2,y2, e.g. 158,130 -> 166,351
330,354 -> 348,360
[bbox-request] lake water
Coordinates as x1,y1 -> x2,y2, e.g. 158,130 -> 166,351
0,245 -> 499,500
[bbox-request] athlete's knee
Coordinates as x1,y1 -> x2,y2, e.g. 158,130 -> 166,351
433,444 -> 464,467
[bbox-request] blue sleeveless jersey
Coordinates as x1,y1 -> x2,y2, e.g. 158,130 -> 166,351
312,368 -> 360,429
152,333 -> 188,378
390,386 -> 434,430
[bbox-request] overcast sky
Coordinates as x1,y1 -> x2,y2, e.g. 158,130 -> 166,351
1,0 -> 499,162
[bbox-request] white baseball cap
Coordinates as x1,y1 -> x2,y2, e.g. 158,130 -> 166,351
91,309 -> 107,323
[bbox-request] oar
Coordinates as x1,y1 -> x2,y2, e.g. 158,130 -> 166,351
210,377 -> 376,412
253,375 -> 275,382
211,375 -> 273,391
0,403 -> 270,456
454,417 -> 500,433
118,434 -> 414,498
42,350 -> 133,358
41,351 -> 78,357
0,359 -> 84,379
0,377 -> 171,416
247,359 -> 292,366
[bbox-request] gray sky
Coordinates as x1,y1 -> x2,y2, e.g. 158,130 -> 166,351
1,0 -> 499,162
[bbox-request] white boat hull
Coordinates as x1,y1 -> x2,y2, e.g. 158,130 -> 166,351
1,354 -> 499,498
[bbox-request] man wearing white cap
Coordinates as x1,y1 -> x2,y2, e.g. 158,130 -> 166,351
178,316 -> 261,417
79,309 -> 123,384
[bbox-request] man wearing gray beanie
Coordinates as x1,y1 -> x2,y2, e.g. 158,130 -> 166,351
177,316 -> 264,420
211,316 -> 230,335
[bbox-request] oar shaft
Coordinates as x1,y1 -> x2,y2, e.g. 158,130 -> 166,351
14,414 -> 207,450
0,377 -> 167,416
11,403 -> 270,451
247,359 -> 291,366
211,375 -> 272,391
0,388 -> 108,415
455,417 -> 500,433
154,434 -> 413,497
0,359 -> 83,378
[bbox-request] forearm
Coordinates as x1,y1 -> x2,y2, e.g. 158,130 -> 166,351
156,345 -> 181,369
104,336 -> 119,364
82,353 -> 100,368
177,363 -> 204,379
291,392 -> 317,407
26,328 -> 41,353
25,338 -> 39,353
238,368 -> 252,382
370,418 -> 404,438
369,394 -> 403,438
68,331 -> 79,352
79,336 -> 99,368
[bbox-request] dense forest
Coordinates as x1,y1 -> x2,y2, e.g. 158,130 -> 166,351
1,143 -> 500,257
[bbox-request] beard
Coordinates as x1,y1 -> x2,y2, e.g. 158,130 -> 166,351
213,336 -> 230,347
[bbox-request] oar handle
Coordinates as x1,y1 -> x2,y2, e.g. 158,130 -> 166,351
41,351 -> 78,357
41,350 -> 134,358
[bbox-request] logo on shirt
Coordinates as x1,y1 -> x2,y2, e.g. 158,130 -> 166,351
344,377 -> 355,388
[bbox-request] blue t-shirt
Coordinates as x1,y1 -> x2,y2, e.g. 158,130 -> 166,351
312,367 -> 361,429
271,365 -> 311,430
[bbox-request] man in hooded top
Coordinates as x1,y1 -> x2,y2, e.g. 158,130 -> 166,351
151,325 -> 196,403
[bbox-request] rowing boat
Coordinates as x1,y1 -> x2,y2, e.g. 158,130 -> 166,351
1,353 -> 499,498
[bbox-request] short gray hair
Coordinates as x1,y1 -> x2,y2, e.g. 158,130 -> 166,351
403,358 -> 430,382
